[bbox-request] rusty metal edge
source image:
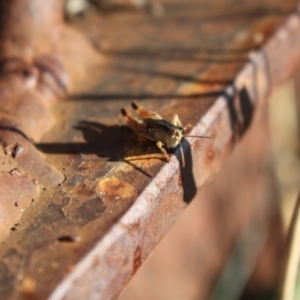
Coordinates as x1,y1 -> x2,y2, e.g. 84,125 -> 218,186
49,8 -> 300,300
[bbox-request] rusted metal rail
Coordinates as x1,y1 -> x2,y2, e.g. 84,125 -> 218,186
1,0 -> 300,299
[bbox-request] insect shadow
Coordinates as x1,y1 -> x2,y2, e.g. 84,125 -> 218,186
36,121 -> 133,161
78,121 -> 159,178
36,121 -> 161,176
224,85 -> 254,145
74,121 -> 132,161
174,138 -> 197,204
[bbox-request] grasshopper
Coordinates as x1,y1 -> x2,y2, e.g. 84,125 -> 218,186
121,102 -> 210,165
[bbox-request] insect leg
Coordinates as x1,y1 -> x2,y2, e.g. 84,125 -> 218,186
171,114 -> 192,131
121,108 -> 140,128
131,101 -> 162,119
121,108 -> 154,144
170,114 -> 192,131
156,141 -> 170,162
170,114 -> 182,127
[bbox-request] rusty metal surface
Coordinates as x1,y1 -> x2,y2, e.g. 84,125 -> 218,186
1,0 -> 300,299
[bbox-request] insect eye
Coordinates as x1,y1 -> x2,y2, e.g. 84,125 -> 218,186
170,128 -> 176,136
147,125 -> 153,132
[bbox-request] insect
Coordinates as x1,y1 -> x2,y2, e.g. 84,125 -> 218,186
121,102 -> 210,166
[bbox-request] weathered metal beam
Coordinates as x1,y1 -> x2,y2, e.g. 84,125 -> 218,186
1,1 -> 300,299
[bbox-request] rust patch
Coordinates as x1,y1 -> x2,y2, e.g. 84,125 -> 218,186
20,276 -> 36,296
69,181 -> 95,198
132,246 -> 142,276
64,197 -> 106,226
96,177 -> 137,203
205,147 -> 215,164
119,219 -> 141,235
178,173 -> 183,187
0,172 -> 38,241
125,219 -> 141,231
3,248 -> 23,275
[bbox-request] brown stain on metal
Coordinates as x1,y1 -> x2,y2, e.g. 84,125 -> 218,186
178,173 -> 183,187
63,197 -> 106,225
20,276 -> 37,296
0,172 -> 38,241
132,246 -> 142,276
69,181 -> 95,198
96,177 -> 137,202
120,219 -> 141,232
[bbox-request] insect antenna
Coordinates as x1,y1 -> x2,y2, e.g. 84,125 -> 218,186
185,135 -> 211,139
